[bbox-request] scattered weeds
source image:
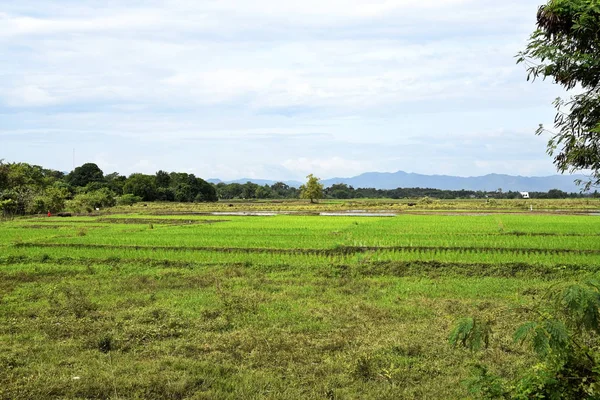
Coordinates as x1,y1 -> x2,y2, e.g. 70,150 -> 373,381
48,286 -> 98,319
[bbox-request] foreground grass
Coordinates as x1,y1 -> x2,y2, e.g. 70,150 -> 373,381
1,208 -> 599,399
2,260 -> 554,399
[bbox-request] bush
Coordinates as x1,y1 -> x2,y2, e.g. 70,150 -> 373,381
28,186 -> 69,214
418,196 -> 436,205
68,188 -> 115,212
117,194 -> 142,206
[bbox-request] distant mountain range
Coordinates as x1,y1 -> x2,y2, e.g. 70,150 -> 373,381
208,171 -> 589,192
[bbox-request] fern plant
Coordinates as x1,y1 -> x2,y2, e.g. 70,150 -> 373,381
450,281 -> 600,399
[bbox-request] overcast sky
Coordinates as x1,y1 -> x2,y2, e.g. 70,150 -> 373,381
0,0 -> 569,180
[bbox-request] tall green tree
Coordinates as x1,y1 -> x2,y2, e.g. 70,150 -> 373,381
105,172 -> 127,196
241,182 -> 259,199
155,170 -> 171,188
255,185 -> 272,199
326,183 -> 354,199
518,0 -> 600,190
168,173 -> 217,202
67,163 -> 105,188
299,174 -> 324,203
0,160 -> 7,190
0,162 -> 66,215
123,174 -> 157,201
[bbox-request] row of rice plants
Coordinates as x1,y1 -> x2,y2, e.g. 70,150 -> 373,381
12,213 -> 600,237
4,244 -> 600,270
3,214 -> 598,260
30,221 -> 600,251
348,214 -> 600,235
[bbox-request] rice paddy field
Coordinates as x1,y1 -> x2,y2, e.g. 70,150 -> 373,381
1,199 -> 600,399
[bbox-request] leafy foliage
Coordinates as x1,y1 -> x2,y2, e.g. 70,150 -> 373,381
68,188 -> 116,213
464,365 -> 509,399
449,317 -> 492,351
66,163 -> 104,188
451,281 -> 600,398
554,281 -> 600,334
300,174 -> 324,203
116,194 -> 142,206
517,0 -> 600,189
123,174 -> 157,201
513,319 -> 569,357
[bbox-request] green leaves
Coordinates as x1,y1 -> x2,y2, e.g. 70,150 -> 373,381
300,174 -> 324,203
452,281 -> 600,398
514,319 -> 569,358
513,282 -> 600,357
519,0 -> 600,190
449,317 -> 492,352
553,281 -> 600,334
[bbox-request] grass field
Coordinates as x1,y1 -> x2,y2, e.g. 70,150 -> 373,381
1,200 -> 600,399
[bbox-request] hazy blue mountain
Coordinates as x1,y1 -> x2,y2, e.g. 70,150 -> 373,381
209,171 -> 588,192
321,171 -> 587,192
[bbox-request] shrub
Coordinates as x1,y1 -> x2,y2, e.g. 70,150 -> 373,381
418,196 -> 436,205
117,194 -> 142,206
68,188 -> 116,212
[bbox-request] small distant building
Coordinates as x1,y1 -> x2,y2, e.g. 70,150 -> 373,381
519,192 -> 530,199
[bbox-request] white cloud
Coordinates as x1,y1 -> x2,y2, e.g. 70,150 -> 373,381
131,159 -> 157,174
283,157 -> 374,177
3,85 -> 57,107
0,0 -> 566,180
0,12 -> 163,36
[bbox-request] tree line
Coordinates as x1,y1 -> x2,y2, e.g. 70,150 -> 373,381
0,161 -> 217,216
217,181 -> 596,201
1,160 -> 596,216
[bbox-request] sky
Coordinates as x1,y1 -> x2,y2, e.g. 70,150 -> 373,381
0,0 -> 571,181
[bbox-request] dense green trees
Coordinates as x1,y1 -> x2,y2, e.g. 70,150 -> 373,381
155,170 -> 171,189
195,181 -> 589,201
168,173 -> 217,202
31,186 -> 70,214
123,174 -> 157,201
119,172 -> 217,203
215,181 -> 297,200
325,183 -> 354,199
0,161 -> 219,216
0,161 -> 66,216
518,0 -> 600,189
0,161 -> 7,190
213,181 -> 582,201
105,172 -> 127,196
255,185 -> 272,199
